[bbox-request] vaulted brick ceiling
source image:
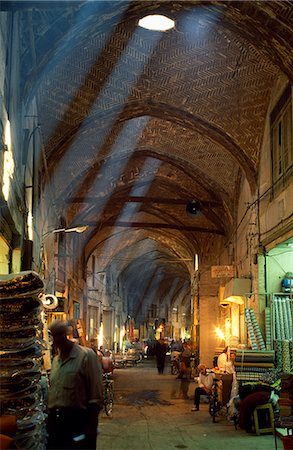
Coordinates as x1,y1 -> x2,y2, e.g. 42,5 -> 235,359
8,0 -> 292,319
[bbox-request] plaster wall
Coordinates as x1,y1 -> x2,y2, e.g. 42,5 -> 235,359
258,75 -> 293,248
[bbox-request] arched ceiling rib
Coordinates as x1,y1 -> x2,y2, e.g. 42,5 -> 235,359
8,0 -> 292,325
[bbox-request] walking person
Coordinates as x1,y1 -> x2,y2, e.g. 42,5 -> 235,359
46,320 -> 104,449
176,341 -> 192,379
192,364 -> 215,411
154,337 -> 168,374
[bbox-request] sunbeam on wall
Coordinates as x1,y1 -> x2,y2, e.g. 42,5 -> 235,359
45,25 -> 163,220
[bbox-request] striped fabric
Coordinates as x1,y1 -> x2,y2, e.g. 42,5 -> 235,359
249,308 -> 266,350
235,349 -> 276,383
265,307 -> 272,350
271,295 -> 293,340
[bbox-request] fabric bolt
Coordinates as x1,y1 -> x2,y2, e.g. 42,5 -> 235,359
236,373 -> 263,382
274,300 -> 282,340
265,307 -> 271,350
236,350 -> 275,356
290,298 -> 293,336
259,368 -> 279,385
282,340 -> 291,373
235,366 -> 268,373
235,350 -> 275,364
279,300 -> 286,340
245,309 -> 258,350
249,309 -> 266,350
281,299 -> 290,340
235,362 -> 274,368
235,356 -> 274,363
285,299 -> 293,339
272,302 -> 276,341
273,295 -> 292,332
274,340 -> 283,371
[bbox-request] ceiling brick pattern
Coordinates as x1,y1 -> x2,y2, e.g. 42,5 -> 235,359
9,0 -> 292,311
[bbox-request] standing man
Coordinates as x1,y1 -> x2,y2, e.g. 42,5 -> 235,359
154,337 -> 168,374
47,320 -> 103,449
217,347 -> 228,372
191,364 -> 215,411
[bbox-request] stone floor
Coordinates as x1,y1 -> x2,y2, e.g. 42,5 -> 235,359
97,359 -> 282,450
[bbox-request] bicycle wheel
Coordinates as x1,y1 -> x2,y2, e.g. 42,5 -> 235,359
104,384 -> 114,416
209,398 -> 217,423
171,361 -> 180,375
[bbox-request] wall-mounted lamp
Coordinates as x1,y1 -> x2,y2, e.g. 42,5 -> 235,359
42,225 -> 88,241
52,225 -> 88,234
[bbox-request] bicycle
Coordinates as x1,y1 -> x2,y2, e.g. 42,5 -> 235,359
170,351 -> 181,375
103,373 -> 114,416
171,357 -> 180,375
209,378 -> 223,423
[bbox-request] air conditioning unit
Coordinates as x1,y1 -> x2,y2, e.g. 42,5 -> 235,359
221,278 -> 251,305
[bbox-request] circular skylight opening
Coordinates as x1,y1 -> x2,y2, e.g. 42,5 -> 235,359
138,14 -> 175,31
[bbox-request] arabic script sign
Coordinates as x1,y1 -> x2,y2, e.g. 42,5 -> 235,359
211,265 -> 234,278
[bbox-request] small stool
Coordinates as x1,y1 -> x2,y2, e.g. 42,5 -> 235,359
253,403 -> 274,435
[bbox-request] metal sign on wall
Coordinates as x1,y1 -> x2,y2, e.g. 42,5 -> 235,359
211,265 -> 234,278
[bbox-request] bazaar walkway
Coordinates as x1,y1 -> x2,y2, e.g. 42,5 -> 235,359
97,359 -> 279,450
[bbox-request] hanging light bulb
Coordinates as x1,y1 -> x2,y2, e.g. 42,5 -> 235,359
138,14 -> 175,31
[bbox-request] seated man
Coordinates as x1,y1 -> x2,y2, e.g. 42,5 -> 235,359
192,364 -> 215,411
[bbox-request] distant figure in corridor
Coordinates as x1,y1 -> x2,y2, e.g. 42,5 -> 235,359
154,338 -> 168,374
177,341 -> 192,379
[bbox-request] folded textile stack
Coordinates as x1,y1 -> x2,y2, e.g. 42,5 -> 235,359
0,271 -> 48,450
265,307 -> 272,350
271,295 -> 292,341
275,340 -> 293,374
235,349 -> 275,382
244,308 -> 266,350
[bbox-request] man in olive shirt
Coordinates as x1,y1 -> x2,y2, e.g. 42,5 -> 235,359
47,320 -> 103,449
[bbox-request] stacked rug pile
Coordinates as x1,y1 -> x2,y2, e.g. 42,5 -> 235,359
271,294 -> 293,373
0,271 -> 48,450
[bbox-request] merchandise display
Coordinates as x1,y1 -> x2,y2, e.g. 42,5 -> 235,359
0,271 -> 48,450
235,350 -> 275,382
244,307 -> 266,350
271,294 -> 293,341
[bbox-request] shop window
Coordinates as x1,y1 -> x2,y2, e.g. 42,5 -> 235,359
271,84 -> 293,197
